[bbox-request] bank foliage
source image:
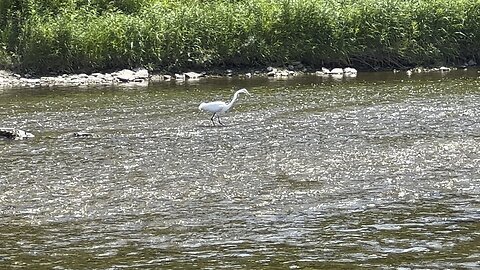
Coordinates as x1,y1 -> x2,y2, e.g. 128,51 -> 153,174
1,0 -> 479,74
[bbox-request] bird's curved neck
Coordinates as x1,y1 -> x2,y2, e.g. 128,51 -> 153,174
226,91 -> 240,110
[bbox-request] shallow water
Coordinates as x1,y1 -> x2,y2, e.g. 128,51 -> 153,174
1,70 -> 479,269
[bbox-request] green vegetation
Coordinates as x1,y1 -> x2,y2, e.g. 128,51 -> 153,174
1,0 -> 479,74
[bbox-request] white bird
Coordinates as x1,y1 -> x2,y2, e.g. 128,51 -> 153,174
199,88 -> 250,126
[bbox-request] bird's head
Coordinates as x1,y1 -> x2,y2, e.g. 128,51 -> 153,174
237,88 -> 251,96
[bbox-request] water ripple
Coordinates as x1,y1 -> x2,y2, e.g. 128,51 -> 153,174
1,74 -> 479,268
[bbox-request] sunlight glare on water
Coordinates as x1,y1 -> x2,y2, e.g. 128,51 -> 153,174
1,71 -> 479,269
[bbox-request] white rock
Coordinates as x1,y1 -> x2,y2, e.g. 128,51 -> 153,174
267,68 -> 277,77
279,70 -> 289,77
135,68 -> 149,79
345,72 -> 357,78
21,78 -> 41,84
88,77 -> 103,84
344,67 -> 358,74
330,68 -> 344,74
103,74 -> 114,82
116,69 -> 136,82
331,74 -> 344,80
119,69 -> 135,75
184,71 -> 202,79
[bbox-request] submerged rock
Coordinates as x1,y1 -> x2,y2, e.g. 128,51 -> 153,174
0,128 -> 35,140
73,132 -> 95,138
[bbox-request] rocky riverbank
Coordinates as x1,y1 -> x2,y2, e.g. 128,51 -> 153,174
1,64 -> 473,89
0,65 -> 356,88
0,68 -> 150,88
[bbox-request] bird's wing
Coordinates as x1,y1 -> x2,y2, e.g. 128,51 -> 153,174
199,101 -> 226,112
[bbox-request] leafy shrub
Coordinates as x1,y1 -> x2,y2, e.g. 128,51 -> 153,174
1,0 -> 479,74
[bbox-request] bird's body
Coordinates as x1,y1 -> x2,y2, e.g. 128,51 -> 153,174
199,88 -> 250,126
198,101 -> 229,114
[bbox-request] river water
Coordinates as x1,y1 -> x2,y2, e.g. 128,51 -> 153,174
1,70 -> 479,269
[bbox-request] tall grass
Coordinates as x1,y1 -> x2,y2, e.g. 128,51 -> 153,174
1,0 -> 479,74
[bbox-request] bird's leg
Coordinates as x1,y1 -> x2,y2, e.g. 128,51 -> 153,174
210,113 -> 216,126
217,115 -> 225,126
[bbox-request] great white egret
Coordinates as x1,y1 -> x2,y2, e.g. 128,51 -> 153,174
198,88 -> 250,126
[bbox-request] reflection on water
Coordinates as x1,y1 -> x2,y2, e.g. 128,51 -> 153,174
1,71 -> 479,268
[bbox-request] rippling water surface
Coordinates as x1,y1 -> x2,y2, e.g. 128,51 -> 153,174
1,71 -> 479,269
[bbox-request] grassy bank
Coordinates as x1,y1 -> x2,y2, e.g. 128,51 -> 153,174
1,0 -> 479,74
